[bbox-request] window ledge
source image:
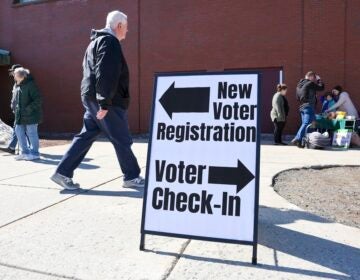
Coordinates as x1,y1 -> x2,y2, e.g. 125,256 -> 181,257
13,0 -> 62,8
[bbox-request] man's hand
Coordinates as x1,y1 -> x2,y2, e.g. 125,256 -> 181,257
316,75 -> 321,81
96,109 -> 108,120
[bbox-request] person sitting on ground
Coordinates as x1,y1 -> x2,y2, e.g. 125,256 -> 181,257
13,67 -> 42,161
325,86 -> 359,118
321,92 -> 336,113
270,84 -> 289,145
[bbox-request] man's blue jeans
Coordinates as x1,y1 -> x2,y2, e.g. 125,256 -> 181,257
295,106 -> 315,141
15,124 -> 39,156
56,96 -> 140,181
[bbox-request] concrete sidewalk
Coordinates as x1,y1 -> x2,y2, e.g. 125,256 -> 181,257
0,141 -> 359,280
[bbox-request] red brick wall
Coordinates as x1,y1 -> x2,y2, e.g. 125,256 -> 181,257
303,0 -> 346,112
345,1 -> 360,110
0,0 -> 140,133
1,0 -> 359,134
140,0 -> 304,133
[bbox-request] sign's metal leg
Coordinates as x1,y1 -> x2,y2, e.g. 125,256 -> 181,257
252,244 -> 257,265
140,233 -> 145,251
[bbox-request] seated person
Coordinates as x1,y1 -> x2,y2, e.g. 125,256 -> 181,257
321,92 -> 336,113
326,85 -> 359,118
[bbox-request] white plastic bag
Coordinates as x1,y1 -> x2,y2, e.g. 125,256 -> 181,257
0,119 -> 13,148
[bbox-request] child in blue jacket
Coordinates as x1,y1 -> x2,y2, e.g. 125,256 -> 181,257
321,92 -> 336,113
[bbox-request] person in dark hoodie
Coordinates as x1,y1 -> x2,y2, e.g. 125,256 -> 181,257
291,71 -> 325,147
51,10 -> 144,190
13,67 -> 42,161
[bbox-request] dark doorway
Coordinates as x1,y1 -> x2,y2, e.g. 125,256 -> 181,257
0,66 -> 13,125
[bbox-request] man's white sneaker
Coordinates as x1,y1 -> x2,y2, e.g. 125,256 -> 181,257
15,154 -> 28,161
123,176 -> 145,188
50,173 -> 80,190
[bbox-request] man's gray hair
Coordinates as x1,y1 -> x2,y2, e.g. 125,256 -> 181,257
106,10 -> 127,29
14,67 -> 30,78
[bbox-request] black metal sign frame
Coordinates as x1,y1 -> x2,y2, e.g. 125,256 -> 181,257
140,70 -> 261,265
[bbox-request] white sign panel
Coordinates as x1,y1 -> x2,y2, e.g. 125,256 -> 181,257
141,72 -> 260,245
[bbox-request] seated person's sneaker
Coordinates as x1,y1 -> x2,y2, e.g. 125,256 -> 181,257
51,173 -> 80,190
123,176 -> 145,188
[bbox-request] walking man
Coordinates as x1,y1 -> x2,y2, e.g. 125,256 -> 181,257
292,71 -> 325,147
51,10 -> 144,190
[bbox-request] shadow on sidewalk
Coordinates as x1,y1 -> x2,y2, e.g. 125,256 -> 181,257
146,250 -> 351,279
144,206 -> 359,279
32,153 -> 100,169
258,206 -> 359,279
60,187 -> 143,199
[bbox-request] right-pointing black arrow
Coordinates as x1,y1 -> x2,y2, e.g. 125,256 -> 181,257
208,160 -> 255,193
159,82 -> 210,119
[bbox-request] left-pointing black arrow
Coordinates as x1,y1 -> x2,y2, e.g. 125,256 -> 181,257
159,82 -> 210,119
208,160 -> 255,193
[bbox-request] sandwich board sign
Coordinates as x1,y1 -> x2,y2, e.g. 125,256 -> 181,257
140,71 -> 261,264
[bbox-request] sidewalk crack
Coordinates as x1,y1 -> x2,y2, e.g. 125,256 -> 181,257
0,262 -> 83,280
162,239 -> 191,280
0,165 -> 147,230
0,183 -> 59,190
0,176 -> 122,230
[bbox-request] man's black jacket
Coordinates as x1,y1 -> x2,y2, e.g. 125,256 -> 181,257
81,29 -> 130,110
296,79 -> 325,111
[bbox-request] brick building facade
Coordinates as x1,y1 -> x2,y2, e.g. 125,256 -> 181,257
0,0 -> 359,134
